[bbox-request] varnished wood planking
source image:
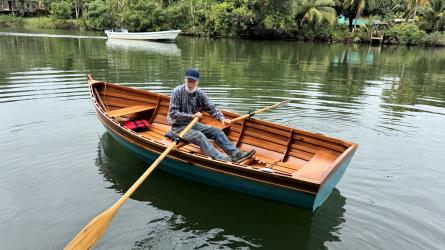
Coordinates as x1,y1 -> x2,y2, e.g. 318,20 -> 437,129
106,105 -> 155,118
293,150 -> 338,180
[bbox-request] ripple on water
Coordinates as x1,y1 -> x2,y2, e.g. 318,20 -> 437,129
0,69 -> 89,103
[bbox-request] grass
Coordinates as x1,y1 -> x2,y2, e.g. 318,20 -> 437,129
0,15 -> 24,27
24,17 -> 84,29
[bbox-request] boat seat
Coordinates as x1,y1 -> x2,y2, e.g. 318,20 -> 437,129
292,150 -> 338,179
106,105 -> 155,118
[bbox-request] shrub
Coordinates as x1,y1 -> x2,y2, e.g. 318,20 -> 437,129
120,1 -> 169,32
205,2 -> 234,36
313,25 -> 333,41
330,25 -> 361,43
166,0 -> 209,33
83,0 -> 109,30
422,31 -> 445,46
50,1 -> 72,20
24,17 -> 54,29
0,15 -> 24,27
204,3 -> 254,37
231,5 -> 255,36
384,24 -> 426,45
53,19 -> 81,29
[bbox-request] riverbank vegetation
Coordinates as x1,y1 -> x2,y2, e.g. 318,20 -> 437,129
1,0 -> 445,46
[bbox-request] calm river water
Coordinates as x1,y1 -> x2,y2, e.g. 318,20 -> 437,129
0,29 -> 444,249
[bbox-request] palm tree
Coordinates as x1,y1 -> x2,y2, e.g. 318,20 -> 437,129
407,0 -> 429,22
420,0 -> 445,31
342,0 -> 376,31
296,0 -> 338,26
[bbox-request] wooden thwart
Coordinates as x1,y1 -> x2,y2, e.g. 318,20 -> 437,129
106,105 -> 155,118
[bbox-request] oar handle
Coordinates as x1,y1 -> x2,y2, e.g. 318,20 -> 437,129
230,100 -> 288,123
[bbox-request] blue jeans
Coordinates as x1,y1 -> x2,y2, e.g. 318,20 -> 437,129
172,122 -> 240,161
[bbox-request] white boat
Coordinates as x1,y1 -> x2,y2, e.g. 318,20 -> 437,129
104,29 -> 181,41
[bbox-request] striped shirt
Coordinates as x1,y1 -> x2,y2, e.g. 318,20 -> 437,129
168,84 -> 224,127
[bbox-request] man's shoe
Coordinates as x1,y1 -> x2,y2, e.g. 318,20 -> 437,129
233,149 -> 256,163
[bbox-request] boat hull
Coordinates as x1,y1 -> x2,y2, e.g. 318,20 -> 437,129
106,127 -> 319,210
105,30 -> 181,41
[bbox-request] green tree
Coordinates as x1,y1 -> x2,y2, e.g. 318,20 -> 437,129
83,0 -> 109,29
407,0 -> 428,22
50,0 -> 72,19
166,0 -> 212,33
74,0 -> 83,19
120,0 -> 169,31
206,2 -> 235,35
375,0 -> 407,19
295,0 -> 337,26
251,0 -> 296,37
384,23 -> 426,44
342,0 -> 376,31
419,0 -> 445,31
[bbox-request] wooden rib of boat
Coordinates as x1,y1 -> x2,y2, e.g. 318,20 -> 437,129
88,75 -> 358,211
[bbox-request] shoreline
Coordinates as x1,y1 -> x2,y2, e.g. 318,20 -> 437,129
1,16 -> 444,47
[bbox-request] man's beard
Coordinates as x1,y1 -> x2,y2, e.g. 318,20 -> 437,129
185,83 -> 197,93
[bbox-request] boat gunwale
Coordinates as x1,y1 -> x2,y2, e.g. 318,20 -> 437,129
105,30 -> 181,35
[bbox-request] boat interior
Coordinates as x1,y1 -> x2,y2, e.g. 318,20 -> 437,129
92,81 -> 355,182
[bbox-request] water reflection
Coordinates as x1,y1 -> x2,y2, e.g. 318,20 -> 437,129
96,132 -> 346,249
106,39 -> 181,56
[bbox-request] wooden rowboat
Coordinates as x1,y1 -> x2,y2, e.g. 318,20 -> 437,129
88,75 -> 358,211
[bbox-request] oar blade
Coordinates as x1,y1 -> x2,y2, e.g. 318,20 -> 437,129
65,208 -> 116,250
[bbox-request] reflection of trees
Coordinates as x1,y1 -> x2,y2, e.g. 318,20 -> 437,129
380,47 -> 445,113
319,44 -> 445,118
97,132 -> 346,249
322,45 -> 372,107
1,34 -> 444,116
0,36 -> 101,75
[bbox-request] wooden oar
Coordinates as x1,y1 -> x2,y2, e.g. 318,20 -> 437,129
65,117 -> 200,250
230,100 -> 289,123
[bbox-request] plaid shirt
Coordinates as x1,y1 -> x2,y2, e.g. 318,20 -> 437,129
168,84 -> 224,127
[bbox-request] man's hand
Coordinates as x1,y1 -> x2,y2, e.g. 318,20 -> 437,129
221,118 -> 231,125
192,112 -> 203,118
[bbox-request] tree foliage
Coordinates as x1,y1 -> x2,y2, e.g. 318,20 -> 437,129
384,23 -> 426,44
50,1 -> 72,20
120,0 -> 170,31
83,0 -> 109,30
14,0 -> 445,45
419,0 -> 445,31
296,0 -> 337,26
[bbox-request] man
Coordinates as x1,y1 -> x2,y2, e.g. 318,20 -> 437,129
168,68 -> 255,163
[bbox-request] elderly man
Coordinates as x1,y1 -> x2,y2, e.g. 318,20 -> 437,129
168,68 -> 255,163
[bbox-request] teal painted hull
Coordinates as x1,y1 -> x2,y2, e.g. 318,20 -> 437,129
107,128 -> 353,211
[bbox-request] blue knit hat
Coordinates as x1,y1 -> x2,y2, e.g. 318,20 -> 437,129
185,68 -> 199,81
